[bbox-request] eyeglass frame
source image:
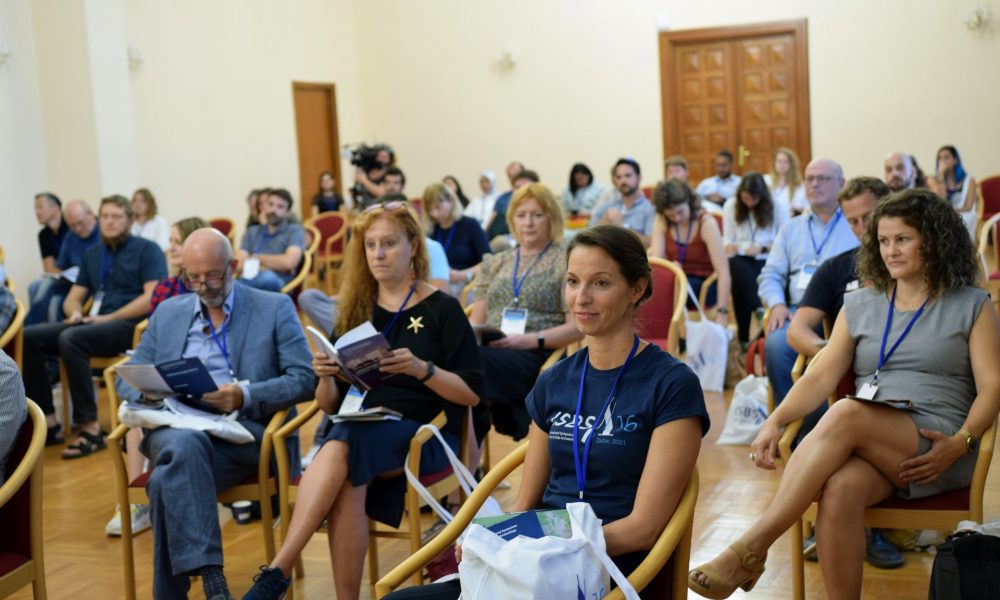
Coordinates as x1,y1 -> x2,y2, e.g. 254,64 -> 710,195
182,263 -> 232,290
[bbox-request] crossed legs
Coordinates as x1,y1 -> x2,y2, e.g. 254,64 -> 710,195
690,400 -> 920,600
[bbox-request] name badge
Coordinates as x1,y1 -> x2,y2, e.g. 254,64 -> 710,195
338,386 -> 367,415
500,307 -> 528,335
856,381 -> 878,401
796,263 -> 818,291
89,291 -> 105,316
242,257 -> 261,280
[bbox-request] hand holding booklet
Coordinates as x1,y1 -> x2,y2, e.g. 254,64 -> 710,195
306,322 -> 395,391
116,357 -> 227,414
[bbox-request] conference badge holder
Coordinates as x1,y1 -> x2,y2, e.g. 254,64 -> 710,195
501,307 -> 528,335
796,263 -> 817,291
242,257 -> 261,280
89,291 -> 105,316
339,386 -> 367,415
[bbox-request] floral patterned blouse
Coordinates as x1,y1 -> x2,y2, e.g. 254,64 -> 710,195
473,241 -> 568,332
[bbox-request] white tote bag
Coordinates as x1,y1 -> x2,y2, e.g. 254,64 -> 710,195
403,424 -> 502,525
717,374 -> 770,445
684,284 -> 731,392
459,502 -> 640,600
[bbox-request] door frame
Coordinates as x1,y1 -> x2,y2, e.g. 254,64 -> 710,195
291,81 -> 343,219
658,19 -> 811,169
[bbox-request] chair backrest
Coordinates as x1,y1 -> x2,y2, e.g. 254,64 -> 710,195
977,212 -> 1000,275
980,176 -> 1000,221
409,197 -> 423,217
307,212 -> 348,259
209,217 -> 234,237
281,251 -> 312,300
0,300 -> 26,369
641,186 -> 653,199
636,257 -> 687,352
0,400 -> 44,559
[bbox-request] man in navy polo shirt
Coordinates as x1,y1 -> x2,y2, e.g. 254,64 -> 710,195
236,188 -> 305,292
23,195 -> 166,456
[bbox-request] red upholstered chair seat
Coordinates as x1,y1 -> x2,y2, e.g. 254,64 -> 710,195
989,271 -> 1000,280
0,552 -> 28,576
873,486 -> 970,511
130,470 -> 260,488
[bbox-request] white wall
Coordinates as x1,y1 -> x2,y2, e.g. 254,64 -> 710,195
0,0 -> 50,299
352,0 -> 1000,194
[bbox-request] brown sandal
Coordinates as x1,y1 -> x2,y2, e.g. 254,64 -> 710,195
688,540 -> 766,599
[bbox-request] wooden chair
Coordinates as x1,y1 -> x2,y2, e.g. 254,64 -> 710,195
977,175 -> 1000,231
0,300 -> 26,369
57,316 -> 147,434
777,352 -> 998,600
208,217 -> 237,247
305,212 -> 348,295
0,399 -> 47,599
977,212 -> 1000,307
104,360 -> 286,600
272,409 -> 470,591
636,257 -> 687,355
280,250 -> 313,302
373,443 -> 700,599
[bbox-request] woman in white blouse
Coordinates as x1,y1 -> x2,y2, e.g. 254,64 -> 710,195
764,147 -> 807,216
463,170 -> 499,230
130,188 -> 171,251
723,172 -> 789,346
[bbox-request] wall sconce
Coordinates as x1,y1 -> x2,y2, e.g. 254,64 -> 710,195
966,3 -> 991,29
127,45 -> 143,70
0,44 -> 11,66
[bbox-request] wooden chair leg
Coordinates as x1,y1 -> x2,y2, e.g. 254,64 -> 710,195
367,519 -> 380,586
121,507 -> 137,600
260,491 -> 276,563
59,360 -> 71,433
406,489 -> 423,587
791,517 -> 805,600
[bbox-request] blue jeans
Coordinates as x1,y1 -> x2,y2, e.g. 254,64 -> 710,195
240,270 -> 285,292
26,277 -> 67,324
298,289 -> 337,334
142,425 -> 263,598
765,312 -> 828,443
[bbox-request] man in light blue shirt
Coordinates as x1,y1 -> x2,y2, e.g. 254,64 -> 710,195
758,158 -> 859,405
590,158 -> 656,247
695,149 -> 742,206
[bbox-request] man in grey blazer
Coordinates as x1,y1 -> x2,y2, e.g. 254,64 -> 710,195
116,229 -> 314,599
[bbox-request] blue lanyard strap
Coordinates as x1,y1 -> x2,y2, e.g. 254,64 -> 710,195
874,286 -> 930,382
808,210 -> 842,258
511,242 -> 552,305
99,246 -> 114,289
572,335 -> 640,499
380,283 -> 418,337
436,224 -> 457,252
748,219 -> 757,244
671,219 -> 695,265
202,308 -> 237,381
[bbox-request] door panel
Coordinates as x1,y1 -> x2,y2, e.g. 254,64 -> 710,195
292,83 -> 341,222
736,34 -> 798,175
673,42 -> 737,183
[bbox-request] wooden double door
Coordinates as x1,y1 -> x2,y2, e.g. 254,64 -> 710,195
658,19 -> 811,183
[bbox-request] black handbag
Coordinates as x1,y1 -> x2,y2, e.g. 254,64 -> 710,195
929,531 -> 1000,599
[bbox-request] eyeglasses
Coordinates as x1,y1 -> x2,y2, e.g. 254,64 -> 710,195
805,175 -> 835,184
182,266 -> 229,290
363,200 -> 407,214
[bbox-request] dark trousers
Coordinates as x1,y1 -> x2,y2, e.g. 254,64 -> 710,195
23,320 -> 135,423
728,256 -> 764,344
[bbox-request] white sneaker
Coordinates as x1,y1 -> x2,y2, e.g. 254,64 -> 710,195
105,504 -> 152,536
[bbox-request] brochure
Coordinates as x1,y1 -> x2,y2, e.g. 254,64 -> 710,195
306,323 -> 394,391
330,406 -> 403,423
117,358 -> 226,413
42,266 -> 79,284
472,324 -> 506,346
472,508 -> 572,541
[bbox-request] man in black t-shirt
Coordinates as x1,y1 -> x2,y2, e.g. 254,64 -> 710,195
787,177 -> 889,357
26,192 -> 70,325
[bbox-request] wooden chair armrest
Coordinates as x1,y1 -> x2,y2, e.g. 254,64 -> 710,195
777,419 -> 802,465
375,443 -> 530,598
274,401 -> 321,445
104,356 -> 133,431
281,252 -> 312,294
605,468 -> 699,599
539,347 -> 567,373
0,400 -> 45,508
698,272 -> 719,312
405,412 -> 449,476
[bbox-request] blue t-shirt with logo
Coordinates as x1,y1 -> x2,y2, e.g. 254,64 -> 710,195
525,343 -> 709,524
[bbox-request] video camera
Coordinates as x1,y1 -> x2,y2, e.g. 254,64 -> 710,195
344,143 -> 393,173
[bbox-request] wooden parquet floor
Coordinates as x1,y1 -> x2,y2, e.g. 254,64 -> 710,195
8,386 -> 999,599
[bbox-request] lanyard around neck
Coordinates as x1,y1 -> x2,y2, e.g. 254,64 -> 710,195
436,223 -> 457,252
572,335 -> 640,499
671,218 -> 695,265
874,286 -> 930,383
807,209 -> 842,259
511,242 -> 552,306
99,246 -> 114,289
380,283 -> 418,337
202,303 -> 236,381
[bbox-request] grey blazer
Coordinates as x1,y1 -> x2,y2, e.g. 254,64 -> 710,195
115,283 -> 315,426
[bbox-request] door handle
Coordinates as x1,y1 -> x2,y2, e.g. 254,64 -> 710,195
738,145 -> 751,168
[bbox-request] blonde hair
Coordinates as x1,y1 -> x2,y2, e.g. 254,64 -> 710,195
334,205 -> 430,336
770,147 -> 804,199
421,182 -> 462,235
505,183 -> 564,244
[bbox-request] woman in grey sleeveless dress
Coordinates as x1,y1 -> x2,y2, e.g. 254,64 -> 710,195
690,190 -> 1000,600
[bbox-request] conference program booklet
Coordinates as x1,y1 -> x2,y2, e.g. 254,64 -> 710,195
472,508 -> 572,541
42,266 -> 79,284
306,322 -> 394,391
117,358 -> 227,413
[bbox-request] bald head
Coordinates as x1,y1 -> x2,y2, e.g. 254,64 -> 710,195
64,199 -> 97,238
884,152 -> 915,191
804,158 -> 845,212
183,228 -> 233,267
183,228 -> 235,308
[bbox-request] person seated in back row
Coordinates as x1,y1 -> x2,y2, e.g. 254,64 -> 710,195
382,225 -> 709,600
236,188 -> 305,292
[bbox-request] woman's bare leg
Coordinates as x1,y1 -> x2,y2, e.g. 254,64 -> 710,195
270,440 -> 350,574
691,401 -> 919,589
816,456 -> 895,600
328,482 -> 369,600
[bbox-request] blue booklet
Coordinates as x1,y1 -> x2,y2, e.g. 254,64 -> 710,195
472,509 -> 572,541
156,357 -> 220,397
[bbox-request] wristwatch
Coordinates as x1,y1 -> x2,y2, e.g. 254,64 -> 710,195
419,361 -> 435,383
537,334 -> 546,350
957,428 -> 978,453
716,307 -> 729,315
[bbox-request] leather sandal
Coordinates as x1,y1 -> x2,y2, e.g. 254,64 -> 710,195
61,430 -> 107,459
45,423 -> 65,447
688,540 -> 766,599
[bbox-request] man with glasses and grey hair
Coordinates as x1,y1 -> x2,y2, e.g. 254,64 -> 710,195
114,227 -> 314,599
757,158 -> 859,408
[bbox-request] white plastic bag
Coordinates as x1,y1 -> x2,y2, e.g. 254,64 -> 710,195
717,374 -> 769,445
684,284 -> 731,392
403,424 -> 502,525
459,502 -> 639,600
118,398 -> 255,444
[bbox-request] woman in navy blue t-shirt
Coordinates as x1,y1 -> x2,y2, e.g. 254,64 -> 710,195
421,183 -> 491,293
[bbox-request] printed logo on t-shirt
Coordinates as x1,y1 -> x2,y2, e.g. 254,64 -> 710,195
547,399 -> 640,446
845,279 -> 860,292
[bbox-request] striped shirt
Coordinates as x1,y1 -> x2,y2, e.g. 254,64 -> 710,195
0,351 -> 27,486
